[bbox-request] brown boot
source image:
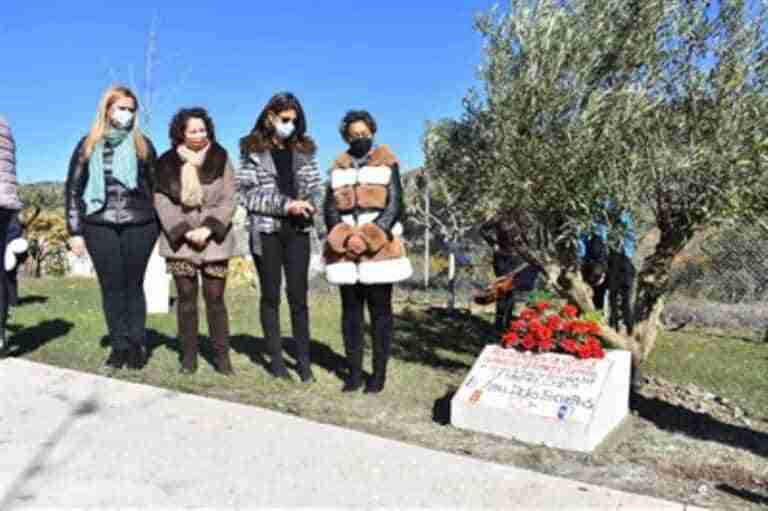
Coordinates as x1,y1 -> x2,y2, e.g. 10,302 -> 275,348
176,279 -> 200,374
180,329 -> 199,374
180,347 -> 198,374
214,350 -> 235,376
204,275 -> 234,376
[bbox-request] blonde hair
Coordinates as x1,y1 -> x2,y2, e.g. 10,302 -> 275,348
83,85 -> 149,160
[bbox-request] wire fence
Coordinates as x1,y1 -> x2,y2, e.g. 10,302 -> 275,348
668,223 -> 768,305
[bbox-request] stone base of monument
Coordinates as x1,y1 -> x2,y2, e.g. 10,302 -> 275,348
451,345 -> 630,453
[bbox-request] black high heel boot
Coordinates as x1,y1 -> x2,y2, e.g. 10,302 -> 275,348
126,343 -> 147,370
103,348 -> 130,370
295,337 -> 314,383
267,337 -> 291,379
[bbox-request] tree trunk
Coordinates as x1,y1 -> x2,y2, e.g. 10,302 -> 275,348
423,169 -> 431,289
447,251 -> 456,311
631,223 -> 691,361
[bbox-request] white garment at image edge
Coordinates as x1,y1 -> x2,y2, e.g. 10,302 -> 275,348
5,238 -> 28,271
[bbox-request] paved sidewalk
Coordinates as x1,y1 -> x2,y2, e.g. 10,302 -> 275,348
0,358 -> 698,509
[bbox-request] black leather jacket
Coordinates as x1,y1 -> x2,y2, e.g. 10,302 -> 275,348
65,136 -> 157,235
323,154 -> 403,238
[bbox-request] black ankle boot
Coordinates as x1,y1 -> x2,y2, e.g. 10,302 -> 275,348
364,375 -> 386,394
342,371 -> 363,392
297,358 -> 315,384
342,379 -> 363,392
104,348 -> 130,370
126,344 -> 147,370
270,356 -> 292,380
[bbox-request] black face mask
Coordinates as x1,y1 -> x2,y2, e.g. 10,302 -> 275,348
348,137 -> 373,158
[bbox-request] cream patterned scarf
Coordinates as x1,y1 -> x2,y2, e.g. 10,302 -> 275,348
176,143 -> 209,208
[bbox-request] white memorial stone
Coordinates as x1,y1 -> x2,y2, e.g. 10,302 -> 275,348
143,243 -> 170,314
451,345 -> 630,452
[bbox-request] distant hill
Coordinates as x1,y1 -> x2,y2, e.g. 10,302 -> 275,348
19,181 -> 65,210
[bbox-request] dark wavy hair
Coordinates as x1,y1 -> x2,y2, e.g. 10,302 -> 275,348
339,110 -> 378,142
168,107 -> 217,147
239,92 -> 316,155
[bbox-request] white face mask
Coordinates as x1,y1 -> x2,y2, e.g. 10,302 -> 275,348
111,109 -> 135,129
274,119 -> 295,140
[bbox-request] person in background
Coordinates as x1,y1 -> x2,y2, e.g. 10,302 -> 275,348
324,110 -> 412,393
65,86 -> 159,370
480,216 -> 542,331
155,107 -> 236,375
236,92 -> 323,383
5,211 -> 28,307
577,203 -> 636,335
0,115 -> 24,350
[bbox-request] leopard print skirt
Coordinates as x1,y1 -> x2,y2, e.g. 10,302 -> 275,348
166,259 -> 228,279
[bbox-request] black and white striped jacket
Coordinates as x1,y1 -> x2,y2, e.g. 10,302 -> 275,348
236,149 -> 322,253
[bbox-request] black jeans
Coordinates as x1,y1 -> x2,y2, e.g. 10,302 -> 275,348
253,224 -> 311,364
339,283 -> 393,382
6,267 -> 18,307
83,221 -> 159,350
592,252 -> 635,335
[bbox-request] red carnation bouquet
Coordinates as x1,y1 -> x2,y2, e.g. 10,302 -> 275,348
501,302 -> 606,359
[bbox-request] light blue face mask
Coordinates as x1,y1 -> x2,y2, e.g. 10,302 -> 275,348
274,119 -> 295,140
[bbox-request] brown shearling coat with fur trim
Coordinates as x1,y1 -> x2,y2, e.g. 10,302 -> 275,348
323,145 -> 412,285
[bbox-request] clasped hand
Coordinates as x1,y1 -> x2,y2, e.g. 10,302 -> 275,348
346,235 -> 367,256
287,200 -> 315,218
185,226 -> 212,248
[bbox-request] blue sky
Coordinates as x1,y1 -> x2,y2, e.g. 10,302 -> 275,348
1,0 -> 499,183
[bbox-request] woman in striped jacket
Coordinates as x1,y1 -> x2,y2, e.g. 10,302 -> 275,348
236,92 -> 322,383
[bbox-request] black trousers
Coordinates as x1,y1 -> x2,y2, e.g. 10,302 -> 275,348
6,268 -> 18,307
339,283 -> 393,381
592,252 -> 636,335
253,224 -> 311,364
83,221 -> 159,350
0,210 -> 14,331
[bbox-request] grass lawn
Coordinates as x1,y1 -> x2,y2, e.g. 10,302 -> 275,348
646,328 -> 768,416
5,277 -> 768,509
9,277 -> 767,419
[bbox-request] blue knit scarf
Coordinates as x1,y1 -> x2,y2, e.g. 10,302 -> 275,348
84,129 -> 138,214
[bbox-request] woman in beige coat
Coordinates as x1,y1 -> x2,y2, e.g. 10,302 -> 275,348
155,107 -> 236,374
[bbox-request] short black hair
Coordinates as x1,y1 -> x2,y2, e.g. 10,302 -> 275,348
169,107 -> 216,147
339,110 -> 377,142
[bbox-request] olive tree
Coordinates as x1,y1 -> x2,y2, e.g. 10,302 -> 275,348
429,0 -> 768,364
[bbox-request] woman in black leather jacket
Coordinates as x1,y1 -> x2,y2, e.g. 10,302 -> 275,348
323,110 -> 412,393
65,85 -> 159,370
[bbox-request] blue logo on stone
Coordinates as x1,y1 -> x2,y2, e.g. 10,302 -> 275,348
557,404 -> 570,420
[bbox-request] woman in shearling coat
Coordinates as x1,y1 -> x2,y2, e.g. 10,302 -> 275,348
324,110 -> 412,393
155,108 -> 236,375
